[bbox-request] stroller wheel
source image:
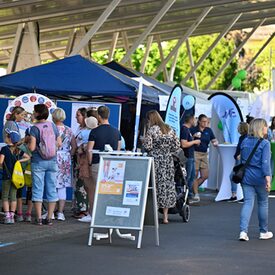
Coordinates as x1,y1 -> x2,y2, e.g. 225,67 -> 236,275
181,204 -> 190,223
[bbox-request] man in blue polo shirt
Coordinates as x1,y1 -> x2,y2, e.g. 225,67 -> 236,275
190,114 -> 218,202
180,114 -> 201,199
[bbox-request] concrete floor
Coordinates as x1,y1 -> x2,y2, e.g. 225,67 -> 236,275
1,192 -> 275,275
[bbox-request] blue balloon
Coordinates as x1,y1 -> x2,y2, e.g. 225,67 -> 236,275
182,95 -> 195,110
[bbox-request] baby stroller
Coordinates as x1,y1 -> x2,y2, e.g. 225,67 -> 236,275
159,149 -> 190,222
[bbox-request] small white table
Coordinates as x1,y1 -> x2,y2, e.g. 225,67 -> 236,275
215,144 -> 243,202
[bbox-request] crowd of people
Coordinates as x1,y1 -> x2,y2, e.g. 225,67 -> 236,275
0,104 -> 273,241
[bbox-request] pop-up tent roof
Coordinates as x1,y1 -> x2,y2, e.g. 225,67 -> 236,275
104,61 -> 171,95
0,55 -> 136,97
101,64 -> 169,104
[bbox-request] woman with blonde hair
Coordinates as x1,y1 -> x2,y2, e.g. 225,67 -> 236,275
52,108 -> 76,221
239,118 -> 273,241
143,110 -> 180,224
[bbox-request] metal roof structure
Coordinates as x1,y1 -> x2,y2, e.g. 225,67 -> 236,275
0,0 -> 275,90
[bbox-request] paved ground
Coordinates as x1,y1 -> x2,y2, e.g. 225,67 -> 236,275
1,192 -> 275,275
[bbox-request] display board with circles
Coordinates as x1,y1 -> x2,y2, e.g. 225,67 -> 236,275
3,93 -> 57,138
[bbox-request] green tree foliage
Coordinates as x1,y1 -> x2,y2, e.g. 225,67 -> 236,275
92,33 -> 265,92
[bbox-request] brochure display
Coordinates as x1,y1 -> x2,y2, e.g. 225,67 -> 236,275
88,155 -> 159,249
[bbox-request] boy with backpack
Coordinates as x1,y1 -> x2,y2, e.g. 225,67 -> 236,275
0,129 -> 30,224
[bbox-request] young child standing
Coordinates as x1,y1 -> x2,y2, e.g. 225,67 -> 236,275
0,129 -> 30,224
16,128 -> 33,222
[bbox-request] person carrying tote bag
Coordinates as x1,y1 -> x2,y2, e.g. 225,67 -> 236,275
239,118 -> 273,241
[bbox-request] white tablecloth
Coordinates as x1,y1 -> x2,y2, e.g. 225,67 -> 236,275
215,144 -> 243,201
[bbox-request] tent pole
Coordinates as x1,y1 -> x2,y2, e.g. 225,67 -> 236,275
133,78 -> 143,152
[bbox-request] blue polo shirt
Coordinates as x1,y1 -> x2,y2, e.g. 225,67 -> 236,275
180,125 -> 194,158
190,126 -> 215,153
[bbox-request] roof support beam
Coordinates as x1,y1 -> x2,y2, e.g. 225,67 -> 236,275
7,23 -> 25,73
107,32 -> 119,62
227,32 -> 275,90
140,35 -> 153,73
47,51 -> 60,60
181,13 -> 242,85
7,22 -> 40,73
156,35 -> 169,82
169,48 -> 179,82
70,0 -> 121,56
186,38 -> 199,91
121,31 -> 133,69
152,6 -> 212,78
65,28 -> 77,56
121,0 -> 175,64
205,18 -> 266,90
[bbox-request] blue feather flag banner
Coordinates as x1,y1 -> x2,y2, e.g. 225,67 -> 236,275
165,85 -> 182,137
209,92 -> 243,144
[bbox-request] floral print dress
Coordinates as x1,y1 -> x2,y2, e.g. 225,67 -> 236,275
143,125 -> 180,208
56,125 -> 74,189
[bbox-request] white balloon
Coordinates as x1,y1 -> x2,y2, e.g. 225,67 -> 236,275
182,95 -> 195,110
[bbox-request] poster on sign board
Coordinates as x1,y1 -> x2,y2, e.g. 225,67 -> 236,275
98,160 -> 126,195
123,181 -> 142,206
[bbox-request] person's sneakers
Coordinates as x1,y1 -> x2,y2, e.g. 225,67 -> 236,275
239,231 -> 249,241
57,212 -> 66,221
238,199 -> 244,204
78,214 -> 92,223
227,196 -> 238,202
259,231 -> 273,240
4,213 -> 11,224
24,213 -> 32,222
16,214 -> 24,222
42,212 -> 55,220
189,193 -> 200,204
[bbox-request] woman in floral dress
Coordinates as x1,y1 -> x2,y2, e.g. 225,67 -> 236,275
143,110 -> 180,224
52,108 -> 76,221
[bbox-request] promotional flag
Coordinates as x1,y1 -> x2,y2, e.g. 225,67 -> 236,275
208,92 -> 243,144
165,85 -> 182,137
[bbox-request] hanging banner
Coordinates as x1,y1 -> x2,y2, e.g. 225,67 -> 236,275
165,85 -> 182,137
208,92 -> 243,144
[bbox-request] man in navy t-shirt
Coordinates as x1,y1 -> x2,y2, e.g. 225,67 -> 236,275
180,114 -> 200,198
87,106 -> 121,210
190,114 -> 218,202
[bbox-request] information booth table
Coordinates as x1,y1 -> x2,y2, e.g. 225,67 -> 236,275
88,151 -> 159,249
215,144 -> 243,202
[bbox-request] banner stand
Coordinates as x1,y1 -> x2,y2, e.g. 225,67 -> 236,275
88,152 -> 159,249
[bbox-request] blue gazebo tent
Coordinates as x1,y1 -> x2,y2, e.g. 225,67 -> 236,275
0,55 -> 136,98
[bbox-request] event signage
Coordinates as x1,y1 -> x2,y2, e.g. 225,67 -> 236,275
165,85 -> 182,137
209,92 -> 243,144
88,155 -> 159,249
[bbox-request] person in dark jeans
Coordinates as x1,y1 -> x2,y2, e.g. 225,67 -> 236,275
180,114 -> 200,200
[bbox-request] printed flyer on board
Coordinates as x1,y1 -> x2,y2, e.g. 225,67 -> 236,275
98,160 -> 126,195
123,181 -> 142,206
